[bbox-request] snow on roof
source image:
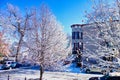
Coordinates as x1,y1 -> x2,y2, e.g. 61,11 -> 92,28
71,20 -> 120,28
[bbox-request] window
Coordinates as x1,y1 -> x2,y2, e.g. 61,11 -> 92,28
73,43 -> 79,50
72,32 -> 75,39
76,32 -> 79,39
81,42 -> 83,50
100,40 -> 113,47
79,42 -> 83,51
106,41 -> 113,47
72,32 -> 80,39
81,32 -> 83,39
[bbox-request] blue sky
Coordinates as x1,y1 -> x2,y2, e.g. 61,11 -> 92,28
0,0 -> 93,35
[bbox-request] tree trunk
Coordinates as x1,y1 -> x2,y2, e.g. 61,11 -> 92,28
15,35 -> 23,62
40,64 -> 44,80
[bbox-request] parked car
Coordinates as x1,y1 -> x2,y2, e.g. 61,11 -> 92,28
101,76 -> 120,80
89,76 -> 120,80
3,60 -> 17,69
100,72 -> 120,80
84,65 -> 113,74
89,72 -> 120,80
89,77 -> 99,80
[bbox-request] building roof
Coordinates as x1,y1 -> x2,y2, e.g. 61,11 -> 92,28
71,20 -> 119,28
71,24 -> 88,28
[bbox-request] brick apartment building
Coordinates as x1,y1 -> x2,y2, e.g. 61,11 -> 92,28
71,20 -> 120,56
71,24 -> 84,54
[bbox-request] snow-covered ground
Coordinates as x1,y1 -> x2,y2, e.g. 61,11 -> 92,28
64,62 -> 81,73
0,68 -> 103,80
0,62 -> 104,80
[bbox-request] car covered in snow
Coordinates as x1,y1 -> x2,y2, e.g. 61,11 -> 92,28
84,65 -> 113,74
3,60 -> 17,69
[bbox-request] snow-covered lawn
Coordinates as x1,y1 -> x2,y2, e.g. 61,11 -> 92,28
0,69 -> 103,80
42,72 -> 103,80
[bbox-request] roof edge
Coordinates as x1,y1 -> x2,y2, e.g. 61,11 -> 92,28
71,20 -> 119,28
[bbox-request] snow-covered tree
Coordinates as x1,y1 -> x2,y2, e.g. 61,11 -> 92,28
26,5 -> 70,80
84,0 -> 120,62
0,4 -> 33,62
